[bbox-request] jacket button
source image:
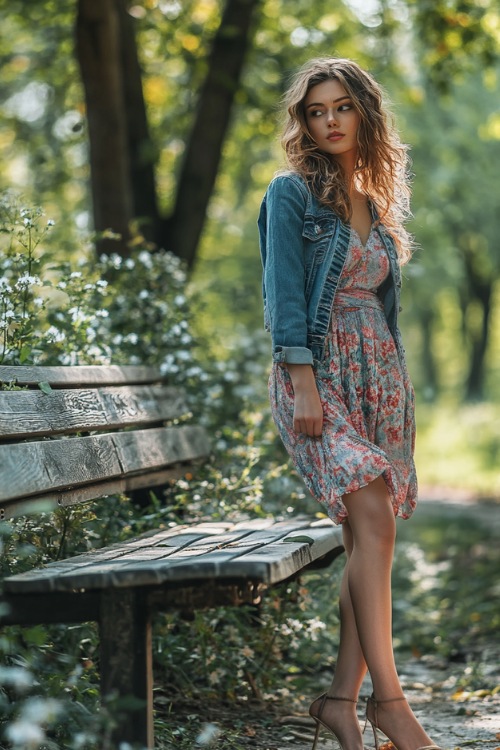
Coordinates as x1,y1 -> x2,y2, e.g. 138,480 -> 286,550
399,306 -> 403,312
315,225 -> 322,234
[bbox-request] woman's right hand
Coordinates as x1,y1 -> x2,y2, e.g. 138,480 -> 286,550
286,364 -> 324,437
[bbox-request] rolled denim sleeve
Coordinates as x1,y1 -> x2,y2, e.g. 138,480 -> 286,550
259,176 -> 313,365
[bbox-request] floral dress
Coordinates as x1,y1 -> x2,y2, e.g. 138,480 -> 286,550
269,225 -> 417,525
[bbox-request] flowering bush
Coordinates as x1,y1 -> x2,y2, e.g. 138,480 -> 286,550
0,196 -> 336,748
0,196 -> 199,382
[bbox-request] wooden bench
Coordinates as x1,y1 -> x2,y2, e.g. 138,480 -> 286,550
0,365 -> 344,749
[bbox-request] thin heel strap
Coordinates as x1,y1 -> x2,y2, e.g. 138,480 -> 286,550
367,693 -> 406,728
314,693 -> 357,723
370,695 -> 406,704
309,693 -> 358,720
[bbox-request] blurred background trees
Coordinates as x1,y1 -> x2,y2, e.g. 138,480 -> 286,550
1,0 -> 499,408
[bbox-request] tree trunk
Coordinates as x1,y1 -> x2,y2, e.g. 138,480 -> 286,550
464,279 -> 492,401
419,306 -> 438,400
162,0 -> 262,269
117,1 -> 160,242
76,0 -> 133,255
77,0 -> 261,266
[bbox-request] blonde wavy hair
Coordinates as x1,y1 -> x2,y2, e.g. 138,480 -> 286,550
281,57 -> 413,263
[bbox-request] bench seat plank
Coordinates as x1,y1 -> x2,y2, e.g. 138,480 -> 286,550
0,365 -> 163,387
3,519 -> 343,593
0,425 -> 210,503
0,386 -> 189,439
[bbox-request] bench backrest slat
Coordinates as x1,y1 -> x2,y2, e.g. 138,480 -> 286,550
0,467 -> 189,521
0,365 -> 210,519
0,425 -> 209,504
0,365 -> 163,387
0,385 -> 189,440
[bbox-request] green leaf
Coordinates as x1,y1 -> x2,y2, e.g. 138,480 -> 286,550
22,625 -> 49,647
19,345 -> 31,363
38,381 -> 53,394
282,535 -> 314,545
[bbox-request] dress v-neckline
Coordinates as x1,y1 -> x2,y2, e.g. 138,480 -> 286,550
350,224 -> 374,251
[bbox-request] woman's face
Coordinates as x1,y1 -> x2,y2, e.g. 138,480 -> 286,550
303,78 -> 361,163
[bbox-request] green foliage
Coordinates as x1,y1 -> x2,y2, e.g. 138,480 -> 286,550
392,508 -> 500,677
415,403 -> 500,496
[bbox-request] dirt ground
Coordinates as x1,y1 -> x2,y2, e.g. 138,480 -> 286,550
173,495 -> 500,750
179,653 -> 499,749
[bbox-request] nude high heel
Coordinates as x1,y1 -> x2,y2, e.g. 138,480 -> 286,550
309,694 -> 358,750
365,694 -> 443,750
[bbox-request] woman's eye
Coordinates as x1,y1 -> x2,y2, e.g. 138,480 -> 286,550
338,104 -> 352,111
309,109 -> 324,117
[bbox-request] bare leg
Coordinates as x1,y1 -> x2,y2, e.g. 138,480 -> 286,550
310,520 -> 367,748
329,519 -> 368,696
342,475 -> 435,750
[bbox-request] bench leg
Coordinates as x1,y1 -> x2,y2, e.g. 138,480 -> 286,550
99,589 -> 153,748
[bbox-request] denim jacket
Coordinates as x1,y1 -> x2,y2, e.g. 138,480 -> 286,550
258,171 -> 404,366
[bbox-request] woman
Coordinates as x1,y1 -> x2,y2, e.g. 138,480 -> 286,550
258,58 -> 442,750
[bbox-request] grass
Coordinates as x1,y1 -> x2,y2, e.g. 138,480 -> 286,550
414,401 -> 500,497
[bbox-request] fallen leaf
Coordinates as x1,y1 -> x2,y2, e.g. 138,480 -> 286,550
282,535 -> 314,544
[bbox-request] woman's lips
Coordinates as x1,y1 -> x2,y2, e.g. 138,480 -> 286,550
327,133 -> 345,141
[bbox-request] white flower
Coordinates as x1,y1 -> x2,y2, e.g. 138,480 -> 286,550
196,722 -> 221,746
174,294 -> 186,306
46,219 -> 55,227
109,253 -> 122,268
0,276 -> 12,293
5,720 -> 44,745
15,274 -> 42,289
69,271 -> 82,279
96,279 -> 108,288
46,326 -> 66,343
68,306 -> 86,324
0,666 -> 33,691
22,697 -> 60,722
138,289 -> 150,300
138,250 -> 153,269
124,258 -> 135,269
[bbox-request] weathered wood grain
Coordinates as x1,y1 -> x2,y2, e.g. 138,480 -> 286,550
0,365 -> 163,387
3,519 -> 344,594
0,385 -> 189,439
0,425 -> 210,503
0,466 -> 190,521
